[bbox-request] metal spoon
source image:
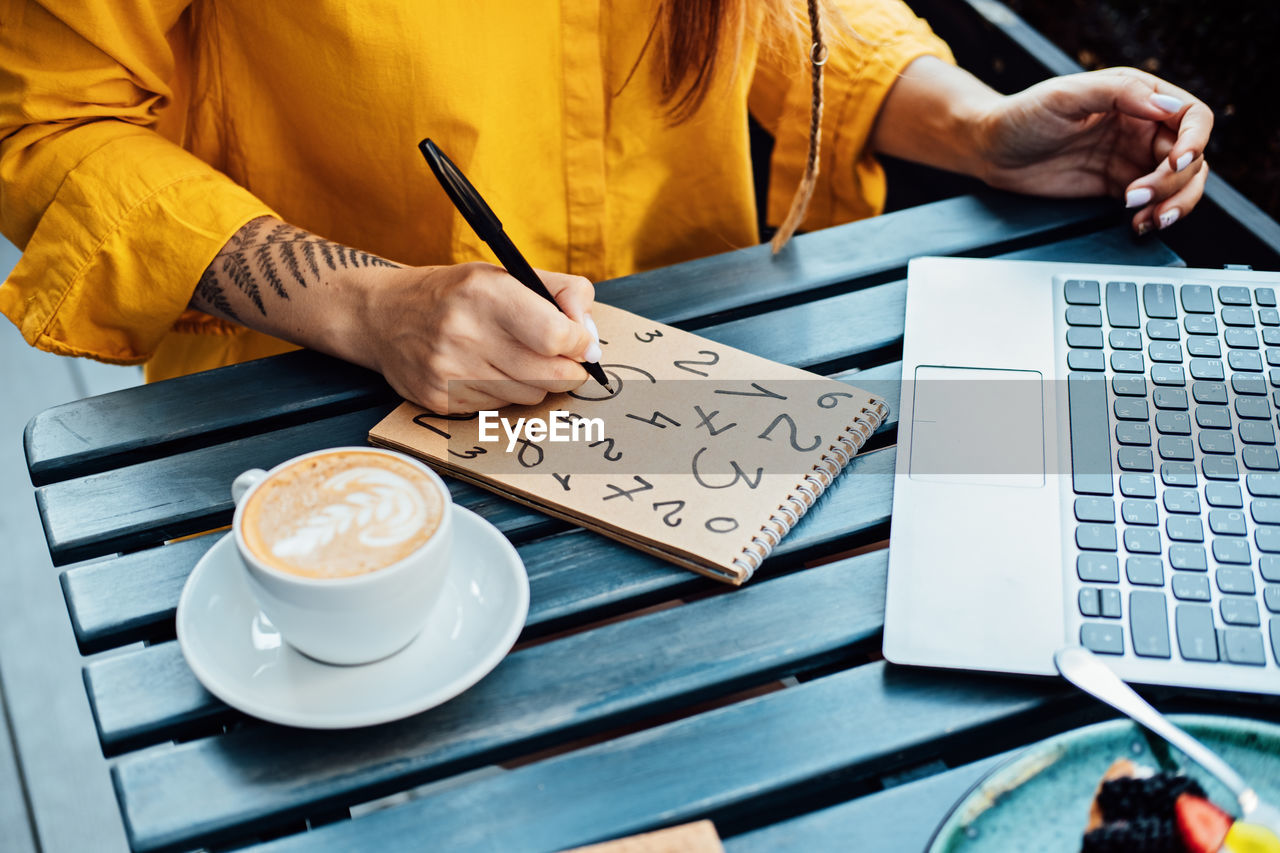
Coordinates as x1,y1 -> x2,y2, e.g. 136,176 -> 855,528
1054,645 -> 1280,838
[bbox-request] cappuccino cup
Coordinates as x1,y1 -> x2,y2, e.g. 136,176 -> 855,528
231,447 -> 453,665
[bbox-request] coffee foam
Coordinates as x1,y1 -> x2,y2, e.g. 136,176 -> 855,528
242,451 -> 444,578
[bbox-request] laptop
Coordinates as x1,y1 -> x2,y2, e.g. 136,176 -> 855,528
885,256 -> 1280,695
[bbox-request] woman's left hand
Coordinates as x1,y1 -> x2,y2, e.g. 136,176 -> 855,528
976,67 -> 1213,234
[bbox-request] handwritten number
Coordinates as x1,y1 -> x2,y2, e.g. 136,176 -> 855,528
691,446 -> 763,490
634,330 -> 663,343
693,405 -> 737,436
625,410 -> 681,429
553,473 -> 572,491
817,391 -> 854,409
758,413 -> 822,452
589,437 -> 623,461
714,382 -> 786,400
448,446 -> 487,459
652,500 -> 685,527
604,476 -> 654,501
412,411 -> 478,440
515,438 -> 544,468
673,350 -> 720,376
705,517 -> 739,534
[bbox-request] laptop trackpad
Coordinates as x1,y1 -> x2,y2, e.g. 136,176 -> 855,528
909,366 -> 1045,487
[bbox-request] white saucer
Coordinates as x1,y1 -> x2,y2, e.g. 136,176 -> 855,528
175,506 -> 529,729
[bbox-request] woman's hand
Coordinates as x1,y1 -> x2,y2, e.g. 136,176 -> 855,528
976,67 -> 1213,234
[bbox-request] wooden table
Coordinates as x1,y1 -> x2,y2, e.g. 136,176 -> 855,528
13,186 -> 1280,853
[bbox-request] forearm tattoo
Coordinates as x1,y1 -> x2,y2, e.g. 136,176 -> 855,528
191,218 -> 398,323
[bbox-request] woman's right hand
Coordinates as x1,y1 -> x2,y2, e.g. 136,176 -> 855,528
350,261 -> 599,413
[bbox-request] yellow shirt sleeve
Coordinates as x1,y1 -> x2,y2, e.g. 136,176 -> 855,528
0,0 -> 275,364
750,0 -> 956,231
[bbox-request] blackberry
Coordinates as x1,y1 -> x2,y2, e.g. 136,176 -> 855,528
1082,816 -> 1182,853
1096,772 -> 1206,822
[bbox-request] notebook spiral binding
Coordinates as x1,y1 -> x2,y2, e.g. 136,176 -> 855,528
732,398 -> 889,581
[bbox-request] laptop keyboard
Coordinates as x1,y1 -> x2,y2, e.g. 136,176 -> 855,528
1065,278 -> 1280,668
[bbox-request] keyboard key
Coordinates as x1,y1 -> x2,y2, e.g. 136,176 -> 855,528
1217,566 -> 1256,591
1116,423 -> 1151,446
1111,352 -> 1144,373
1166,516 -> 1204,542
1163,488 -> 1200,514
1263,558 -> 1280,583
1101,588 -> 1123,618
1077,554 -> 1119,583
1068,374 -> 1113,496
1270,351 -> 1280,368
1075,497 -> 1115,523
1240,421 -> 1275,444
1192,382 -> 1228,405
1124,528 -> 1161,554
1081,622 -> 1124,654
1235,396 -> 1271,420
1112,376 -> 1146,397
1067,327 -> 1104,348
1247,473 -> 1280,497
1152,390 -> 1188,413
1121,500 -> 1158,526
1263,308 -> 1280,326
1077,524 -> 1118,551
1189,359 -> 1224,381
1265,586 -> 1280,612
1226,328 -> 1260,349
1181,284 -> 1214,314
1065,279 -> 1100,304
1202,456 -> 1239,481
1155,412 -> 1191,435
1173,573 -> 1211,601
1199,431 -> 1236,455
1272,619 -> 1280,665
1151,364 -> 1186,386
1256,527 -> 1280,553
1244,446 -> 1280,471
1209,510 -> 1247,536
1106,281 -> 1140,328
1110,329 -> 1142,350
1130,591 -> 1171,657
1079,587 -> 1101,617
1219,286 -> 1252,305
1068,350 -> 1105,371
1230,351 -> 1264,372
1271,368 -> 1280,386
1221,598 -> 1261,626
1148,342 -> 1183,363
1169,544 -> 1208,571
1206,483 -> 1244,508
1257,287 -> 1277,307
1147,319 -> 1180,340
1185,315 -> 1218,335
1267,328 -> 1280,346
1195,406 -> 1231,429
1187,336 -> 1222,357
1114,398 -> 1148,421
1120,474 -> 1156,498
1143,282 -> 1177,318
1254,500 -> 1280,525
1161,462 -> 1197,487
1232,375 -> 1267,396
1126,556 -> 1164,585
1222,306 -> 1256,327
1066,306 -> 1102,326
1176,604 -> 1218,660
1214,541 -> 1252,566
1117,447 -> 1153,471
1157,436 -> 1193,460
1223,628 -> 1266,665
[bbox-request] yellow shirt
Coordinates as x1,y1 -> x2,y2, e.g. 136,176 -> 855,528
0,1 -> 951,382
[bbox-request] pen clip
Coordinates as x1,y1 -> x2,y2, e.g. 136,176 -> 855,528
419,139 -> 504,237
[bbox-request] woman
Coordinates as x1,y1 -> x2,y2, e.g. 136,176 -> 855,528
0,1 -> 1211,412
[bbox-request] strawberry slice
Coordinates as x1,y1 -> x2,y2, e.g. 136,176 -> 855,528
1176,793 -> 1233,853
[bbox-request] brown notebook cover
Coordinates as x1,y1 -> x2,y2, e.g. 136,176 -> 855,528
369,303 -> 887,584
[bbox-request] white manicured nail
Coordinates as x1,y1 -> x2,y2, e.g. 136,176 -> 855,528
1150,93 -> 1185,113
1126,187 -> 1153,208
583,313 -> 600,346
1159,208 -> 1180,230
1175,152 -> 1194,172
584,342 -> 602,363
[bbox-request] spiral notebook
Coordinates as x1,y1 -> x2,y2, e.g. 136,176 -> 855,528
369,303 -> 887,584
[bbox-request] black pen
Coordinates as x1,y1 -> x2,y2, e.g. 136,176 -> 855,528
418,138 -> 611,392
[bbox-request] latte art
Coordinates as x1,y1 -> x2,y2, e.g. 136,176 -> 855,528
242,451 -> 444,578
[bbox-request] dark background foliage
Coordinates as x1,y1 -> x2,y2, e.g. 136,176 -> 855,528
1003,1 -> 1280,221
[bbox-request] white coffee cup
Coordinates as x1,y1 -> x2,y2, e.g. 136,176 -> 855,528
230,447 -> 453,665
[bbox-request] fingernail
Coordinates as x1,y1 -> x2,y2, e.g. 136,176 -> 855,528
1175,152 -> 1193,172
1158,208 -> 1180,230
1126,187 -> 1153,208
584,342 -> 602,363
1150,93 -> 1185,113
583,313 -> 600,345
1136,220 -> 1154,236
